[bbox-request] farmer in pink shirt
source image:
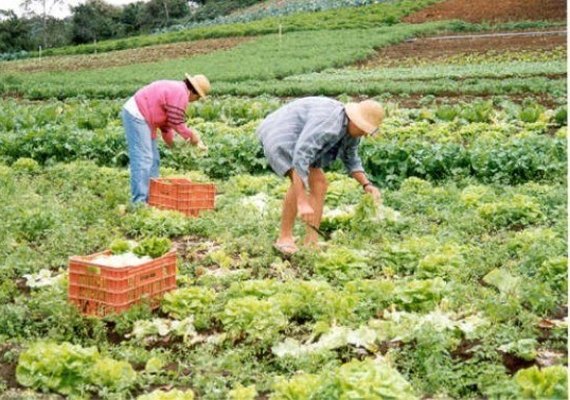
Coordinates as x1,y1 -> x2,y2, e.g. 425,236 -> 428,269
121,74 -> 210,203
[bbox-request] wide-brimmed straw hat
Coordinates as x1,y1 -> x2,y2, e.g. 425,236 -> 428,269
345,100 -> 384,135
184,73 -> 211,98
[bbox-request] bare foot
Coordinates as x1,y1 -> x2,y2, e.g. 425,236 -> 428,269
273,241 -> 299,256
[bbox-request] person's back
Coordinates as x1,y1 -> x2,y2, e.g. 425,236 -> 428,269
134,80 -> 189,134
257,96 -> 344,143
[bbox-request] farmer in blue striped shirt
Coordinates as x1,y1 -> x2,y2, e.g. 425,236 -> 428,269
257,97 -> 384,255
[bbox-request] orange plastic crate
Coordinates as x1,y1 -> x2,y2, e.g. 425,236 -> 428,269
68,250 -> 177,317
149,178 -> 216,217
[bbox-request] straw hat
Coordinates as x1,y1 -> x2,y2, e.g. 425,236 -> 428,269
345,100 -> 384,135
184,73 -> 211,98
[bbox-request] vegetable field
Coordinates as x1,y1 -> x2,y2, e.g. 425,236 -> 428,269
0,0 -> 567,399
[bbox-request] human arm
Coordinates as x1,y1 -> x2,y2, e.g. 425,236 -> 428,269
351,171 -> 381,203
288,169 -> 315,225
163,89 -> 200,145
340,137 -> 381,202
161,128 -> 175,147
163,106 -> 200,145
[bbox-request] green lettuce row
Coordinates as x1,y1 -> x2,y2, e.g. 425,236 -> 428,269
284,61 -> 567,82
1,125 -> 565,186
214,76 -> 566,97
1,97 -> 565,131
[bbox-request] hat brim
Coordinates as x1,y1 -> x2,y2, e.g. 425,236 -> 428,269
345,103 -> 377,135
185,73 -> 207,98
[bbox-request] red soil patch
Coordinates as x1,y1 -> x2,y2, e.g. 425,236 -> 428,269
404,0 -> 567,23
361,30 -> 567,67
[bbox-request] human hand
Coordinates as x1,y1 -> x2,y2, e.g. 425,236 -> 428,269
196,140 -> 208,153
297,200 -> 315,225
365,184 -> 382,203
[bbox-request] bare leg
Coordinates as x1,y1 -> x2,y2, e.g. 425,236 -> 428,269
304,168 -> 327,246
276,176 -> 298,253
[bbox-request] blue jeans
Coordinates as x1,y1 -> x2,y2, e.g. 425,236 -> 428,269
121,109 -> 160,203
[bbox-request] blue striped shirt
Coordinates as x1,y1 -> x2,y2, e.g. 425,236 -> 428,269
257,97 -> 364,187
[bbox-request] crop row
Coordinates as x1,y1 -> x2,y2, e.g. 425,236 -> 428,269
370,46 -> 567,68
0,23 -> 451,100
0,159 -> 566,398
2,24 -> 565,101
216,76 -> 567,98
0,97 -> 566,130
286,60 -> 567,82
0,99 -> 566,187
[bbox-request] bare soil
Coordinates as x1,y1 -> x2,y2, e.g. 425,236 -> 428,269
0,345 -> 19,390
404,0 -> 567,23
361,30 -> 567,67
0,362 -> 18,390
501,352 -> 536,374
2,37 -> 252,74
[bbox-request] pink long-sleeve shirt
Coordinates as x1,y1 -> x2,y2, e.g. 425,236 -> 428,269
134,80 -> 196,144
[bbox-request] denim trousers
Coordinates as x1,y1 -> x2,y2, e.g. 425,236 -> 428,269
121,109 -> 160,203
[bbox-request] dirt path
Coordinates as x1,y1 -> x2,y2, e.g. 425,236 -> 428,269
404,0 -> 567,23
1,37 -> 252,74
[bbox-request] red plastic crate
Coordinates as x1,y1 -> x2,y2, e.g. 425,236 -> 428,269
68,250 -> 177,317
149,178 -> 216,217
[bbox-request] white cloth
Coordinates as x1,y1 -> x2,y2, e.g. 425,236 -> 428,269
124,96 -> 145,120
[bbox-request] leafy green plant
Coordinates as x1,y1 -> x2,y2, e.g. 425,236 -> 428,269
345,279 -> 396,318
499,339 -> 537,361
122,207 -> 191,237
89,357 -> 137,392
16,342 -> 136,396
395,278 -> 446,312
539,257 -> 568,294
271,373 -> 323,400
130,317 -> 198,344
314,247 -> 371,282
483,268 -> 521,296
514,365 -> 568,399
221,296 -> 287,343
477,195 -> 544,228
332,358 -> 417,399
228,384 -> 257,400
133,237 -> 173,258
1,22 -> 451,100
11,157 -> 40,174
553,106 -> 567,126
161,287 -> 217,329
16,342 -> 98,395
435,105 -> 459,121
110,239 -> 132,255
519,103 -> 545,123
137,389 -> 195,400
417,244 -> 465,278
272,358 -> 417,399
461,101 -> 494,123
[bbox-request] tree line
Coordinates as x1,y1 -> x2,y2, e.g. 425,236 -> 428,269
0,0 -> 262,54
